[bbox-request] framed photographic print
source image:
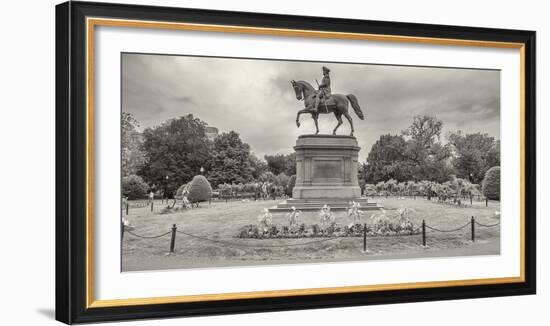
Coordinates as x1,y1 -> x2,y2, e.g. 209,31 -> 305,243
55,1 -> 536,324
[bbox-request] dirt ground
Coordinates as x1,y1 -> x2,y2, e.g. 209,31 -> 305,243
121,197 -> 501,271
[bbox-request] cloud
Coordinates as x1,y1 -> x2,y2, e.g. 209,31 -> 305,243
122,53 -> 500,161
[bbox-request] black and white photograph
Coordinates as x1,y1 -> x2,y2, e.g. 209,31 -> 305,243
120,53 -> 502,272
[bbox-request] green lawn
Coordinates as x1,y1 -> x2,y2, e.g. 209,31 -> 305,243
122,197 -> 500,271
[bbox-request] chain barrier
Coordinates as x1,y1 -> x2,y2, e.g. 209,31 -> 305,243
122,216 -> 500,253
424,221 -> 472,233
124,229 -> 172,239
474,220 -> 501,227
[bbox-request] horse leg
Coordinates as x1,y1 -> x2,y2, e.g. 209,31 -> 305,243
313,113 -> 320,134
296,108 -> 310,128
333,113 -> 343,135
343,111 -> 354,136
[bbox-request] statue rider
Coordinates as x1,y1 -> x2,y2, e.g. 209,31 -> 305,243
312,66 -> 331,113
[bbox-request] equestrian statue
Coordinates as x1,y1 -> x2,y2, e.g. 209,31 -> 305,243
291,66 -> 364,136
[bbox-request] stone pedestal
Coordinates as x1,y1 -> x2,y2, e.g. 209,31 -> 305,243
269,135 -> 382,212
293,134 -> 361,199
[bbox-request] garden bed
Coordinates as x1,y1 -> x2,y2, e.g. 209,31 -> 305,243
237,221 -> 419,239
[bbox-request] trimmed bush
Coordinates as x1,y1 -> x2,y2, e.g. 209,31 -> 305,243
286,175 -> 296,197
482,166 -> 500,200
187,175 -> 213,203
121,174 -> 149,199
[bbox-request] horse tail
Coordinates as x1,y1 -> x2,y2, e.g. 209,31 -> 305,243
346,94 -> 364,120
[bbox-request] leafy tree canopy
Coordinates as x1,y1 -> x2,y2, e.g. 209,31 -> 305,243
139,114 -> 212,195
264,153 -> 296,176
365,134 -> 416,183
207,131 -> 254,186
482,166 -> 500,200
447,131 -> 500,183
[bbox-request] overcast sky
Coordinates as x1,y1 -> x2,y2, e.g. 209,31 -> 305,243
122,53 -> 500,162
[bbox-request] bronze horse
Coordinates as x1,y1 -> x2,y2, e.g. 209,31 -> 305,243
291,80 -> 364,136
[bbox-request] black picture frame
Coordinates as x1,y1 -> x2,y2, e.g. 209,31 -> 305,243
56,1 -> 536,324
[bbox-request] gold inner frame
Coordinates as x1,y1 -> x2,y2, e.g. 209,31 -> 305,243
85,17 -> 527,309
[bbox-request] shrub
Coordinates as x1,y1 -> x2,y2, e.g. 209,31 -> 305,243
363,184 -> 377,196
121,174 -> 149,199
482,166 -> 500,200
187,175 -> 213,203
217,183 -> 232,198
286,175 -> 296,196
175,183 -> 190,199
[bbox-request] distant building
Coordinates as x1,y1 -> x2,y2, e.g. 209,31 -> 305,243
205,126 -> 219,140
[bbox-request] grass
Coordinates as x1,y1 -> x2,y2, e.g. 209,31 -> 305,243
122,197 -> 500,271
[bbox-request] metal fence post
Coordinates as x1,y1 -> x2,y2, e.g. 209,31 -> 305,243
422,220 -> 426,246
126,202 -> 129,215
471,216 -> 475,242
170,224 -> 177,253
121,222 -> 125,243
363,223 -> 367,252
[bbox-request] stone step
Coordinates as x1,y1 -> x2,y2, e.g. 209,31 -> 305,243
284,201 -> 375,206
276,203 -> 377,208
268,204 -> 383,212
285,198 -> 371,203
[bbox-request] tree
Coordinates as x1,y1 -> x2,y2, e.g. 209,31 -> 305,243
357,162 -> 368,191
121,112 -> 145,177
402,115 -> 453,182
139,115 -> 212,195
482,166 -> 500,200
364,134 -> 414,183
249,154 -> 268,180
187,175 -> 213,203
122,174 -> 149,199
276,173 -> 290,194
264,153 -> 296,176
448,131 -> 500,183
259,171 -> 278,184
403,115 -> 443,149
207,131 -> 254,186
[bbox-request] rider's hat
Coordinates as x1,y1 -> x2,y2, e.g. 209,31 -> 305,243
322,66 -> 330,73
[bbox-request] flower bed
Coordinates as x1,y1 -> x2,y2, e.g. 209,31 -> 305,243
236,220 -> 418,239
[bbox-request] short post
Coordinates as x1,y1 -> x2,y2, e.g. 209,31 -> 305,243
170,224 -> 177,253
485,198 -> 488,207
422,220 -> 426,247
121,221 -> 125,243
363,223 -> 367,252
471,216 -> 475,242
150,201 -> 154,212
125,202 -> 129,216
470,195 -> 473,205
